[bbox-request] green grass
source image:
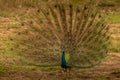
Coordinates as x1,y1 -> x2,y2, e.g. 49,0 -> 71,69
0,63 -> 5,74
7,66 -> 36,71
110,37 -> 120,52
96,74 -> 110,80
99,2 -> 115,7
113,69 -> 120,74
106,14 -> 120,23
0,34 -> 28,66
105,14 -> 120,53
0,64 -> 36,75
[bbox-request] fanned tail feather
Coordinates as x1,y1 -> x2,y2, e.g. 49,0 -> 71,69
15,1 -> 110,68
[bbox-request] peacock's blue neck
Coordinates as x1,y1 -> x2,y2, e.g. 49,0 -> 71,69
61,51 -> 67,66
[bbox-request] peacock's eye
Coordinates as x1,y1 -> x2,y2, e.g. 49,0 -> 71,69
99,14 -> 102,18
37,9 -> 40,12
40,20 -> 43,24
69,4 -> 72,8
84,6 -> 87,10
46,12 -> 49,15
91,14 -> 94,18
77,9 -> 80,13
54,4 -> 58,8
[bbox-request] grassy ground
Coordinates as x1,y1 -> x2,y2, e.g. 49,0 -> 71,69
0,2 -> 120,80
0,53 -> 120,80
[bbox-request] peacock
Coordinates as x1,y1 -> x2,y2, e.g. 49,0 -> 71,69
61,51 -> 71,69
15,0 -> 111,69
